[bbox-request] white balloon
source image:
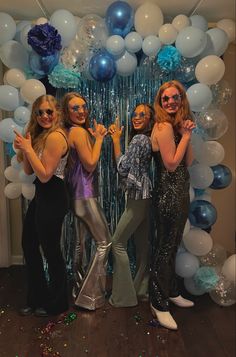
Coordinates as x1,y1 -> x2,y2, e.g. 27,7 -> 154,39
20,24 -> 32,51
222,254 -> 236,283
20,79 -> 46,104
21,183 -> 35,200
158,23 -> 177,44
202,28 -> 229,57
124,31 -> 143,53
4,182 -> 22,199
134,2 -> 164,37
4,68 -> 26,88
216,19 -> 235,43
189,185 -> 195,202
142,35 -> 161,56
195,55 -> 225,85
183,227 -> 213,256
106,35 -> 125,57
196,141 -> 225,166
191,132 -> 205,160
35,17 -> 48,25
175,252 -> 200,278
172,14 -> 190,32
50,9 -> 77,47
188,163 -> 214,189
116,51 -> 137,76
4,166 -> 20,182
14,106 -> 31,127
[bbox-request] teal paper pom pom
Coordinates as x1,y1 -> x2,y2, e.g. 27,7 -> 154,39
48,63 -> 81,89
194,266 -> 219,292
157,45 -> 181,71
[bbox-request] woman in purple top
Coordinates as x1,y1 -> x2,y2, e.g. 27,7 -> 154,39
62,92 -> 111,311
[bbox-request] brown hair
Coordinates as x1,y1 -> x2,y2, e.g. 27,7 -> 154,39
154,80 -> 192,130
25,94 -> 62,154
61,92 -> 90,130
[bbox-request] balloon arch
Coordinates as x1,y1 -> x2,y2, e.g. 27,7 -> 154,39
0,2 -> 235,306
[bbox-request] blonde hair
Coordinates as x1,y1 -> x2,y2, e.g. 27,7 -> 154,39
25,95 -> 61,154
154,80 -> 192,130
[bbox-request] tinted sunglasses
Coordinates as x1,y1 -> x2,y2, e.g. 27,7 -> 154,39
35,109 -> 54,117
70,104 -> 87,112
131,111 -> 146,119
161,94 -> 181,102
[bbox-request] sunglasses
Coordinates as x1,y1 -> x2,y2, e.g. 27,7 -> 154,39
161,94 -> 181,102
35,109 -> 54,117
70,104 -> 87,112
131,111 -> 146,119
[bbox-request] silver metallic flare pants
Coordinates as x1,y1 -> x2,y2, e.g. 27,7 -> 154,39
73,198 -> 111,310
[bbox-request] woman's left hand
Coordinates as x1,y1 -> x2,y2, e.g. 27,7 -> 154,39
178,120 -> 196,136
14,130 -> 32,153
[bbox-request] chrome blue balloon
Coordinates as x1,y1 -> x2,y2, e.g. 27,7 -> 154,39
210,164 -> 232,189
29,51 -> 60,75
89,50 -> 116,82
105,1 -> 134,37
189,199 -> 217,229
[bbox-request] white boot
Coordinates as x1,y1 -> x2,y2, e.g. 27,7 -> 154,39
169,295 -> 194,308
150,304 -> 178,330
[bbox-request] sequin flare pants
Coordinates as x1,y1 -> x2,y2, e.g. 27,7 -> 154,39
149,190 -> 190,311
73,198 -> 111,310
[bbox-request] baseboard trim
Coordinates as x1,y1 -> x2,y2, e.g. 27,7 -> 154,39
11,255 -> 24,265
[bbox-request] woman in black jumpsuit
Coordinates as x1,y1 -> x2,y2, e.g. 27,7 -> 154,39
14,95 -> 69,316
149,80 -> 196,330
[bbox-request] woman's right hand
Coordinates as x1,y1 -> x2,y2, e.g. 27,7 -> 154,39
108,117 -> 123,141
88,119 -> 107,140
178,120 -> 196,138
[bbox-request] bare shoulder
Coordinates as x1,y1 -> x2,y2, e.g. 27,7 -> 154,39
157,122 -> 172,132
69,126 -> 88,139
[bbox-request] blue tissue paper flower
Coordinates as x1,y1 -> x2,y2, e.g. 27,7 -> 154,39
28,23 -> 62,56
157,45 -> 181,72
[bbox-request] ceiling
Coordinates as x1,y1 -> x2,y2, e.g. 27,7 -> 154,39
0,0 -> 235,23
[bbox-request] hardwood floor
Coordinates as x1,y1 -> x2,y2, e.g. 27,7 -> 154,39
0,266 -> 235,357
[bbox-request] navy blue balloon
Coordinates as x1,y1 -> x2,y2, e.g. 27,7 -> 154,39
210,164 -> 232,189
189,200 -> 217,229
89,50 -> 116,82
29,51 -> 59,75
105,1 -> 134,37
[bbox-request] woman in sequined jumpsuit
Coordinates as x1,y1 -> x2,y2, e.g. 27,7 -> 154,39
62,92 -> 111,311
14,95 -> 69,317
149,81 -> 196,330
108,104 -> 155,307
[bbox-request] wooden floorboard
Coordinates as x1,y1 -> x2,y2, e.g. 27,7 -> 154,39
0,266 -> 235,357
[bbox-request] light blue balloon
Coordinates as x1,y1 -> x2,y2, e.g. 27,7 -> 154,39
186,83 -> 212,112
175,26 -> 207,58
105,1 -> 134,37
0,85 -> 19,111
14,21 -> 31,42
0,40 -> 29,70
14,106 -> 31,127
175,252 -> 200,278
190,15 -> 208,32
206,28 -> 229,57
116,50 -> 137,76
0,12 -> 16,46
0,118 -> 23,143
142,35 -> 162,57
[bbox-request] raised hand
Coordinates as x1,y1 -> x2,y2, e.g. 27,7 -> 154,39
88,119 -> 107,139
108,117 -> 124,142
14,131 -> 32,153
178,119 -> 196,137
